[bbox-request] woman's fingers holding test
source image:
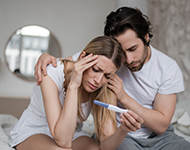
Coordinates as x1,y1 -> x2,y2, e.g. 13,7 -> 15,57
128,110 -> 144,124
120,112 -> 138,131
120,110 -> 143,131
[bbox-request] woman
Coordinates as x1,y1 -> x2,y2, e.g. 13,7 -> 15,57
10,36 -> 143,150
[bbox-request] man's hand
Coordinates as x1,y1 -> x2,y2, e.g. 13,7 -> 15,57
34,53 -> 57,85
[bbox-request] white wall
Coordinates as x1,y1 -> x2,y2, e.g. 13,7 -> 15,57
2,0 -> 188,102
0,0 -> 116,98
149,0 -> 190,102
116,0 -> 149,15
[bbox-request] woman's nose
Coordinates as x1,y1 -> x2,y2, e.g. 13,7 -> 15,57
94,73 -> 104,84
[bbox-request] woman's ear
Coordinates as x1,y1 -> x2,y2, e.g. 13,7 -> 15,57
79,51 -> 86,60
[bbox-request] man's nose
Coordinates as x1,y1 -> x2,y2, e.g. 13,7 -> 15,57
126,52 -> 133,64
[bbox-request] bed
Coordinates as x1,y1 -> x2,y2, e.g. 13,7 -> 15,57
0,100 -> 190,149
0,113 -> 95,150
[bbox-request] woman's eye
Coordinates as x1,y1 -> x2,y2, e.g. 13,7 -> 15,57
105,75 -> 110,79
92,67 -> 99,72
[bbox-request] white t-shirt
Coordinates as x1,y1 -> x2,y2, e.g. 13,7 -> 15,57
30,59 -> 92,119
9,59 -> 92,147
72,46 -> 184,138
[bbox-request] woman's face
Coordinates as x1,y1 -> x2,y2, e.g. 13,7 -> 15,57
82,55 -> 117,93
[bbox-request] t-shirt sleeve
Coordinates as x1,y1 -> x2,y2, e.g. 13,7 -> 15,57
158,61 -> 184,94
72,51 -> 81,61
46,59 -> 64,92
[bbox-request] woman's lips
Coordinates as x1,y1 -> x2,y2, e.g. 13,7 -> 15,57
88,82 -> 98,90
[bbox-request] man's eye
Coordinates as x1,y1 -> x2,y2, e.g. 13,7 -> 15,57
92,67 -> 99,72
130,48 -> 136,51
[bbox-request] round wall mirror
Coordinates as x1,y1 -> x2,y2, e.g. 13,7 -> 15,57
4,25 -> 61,81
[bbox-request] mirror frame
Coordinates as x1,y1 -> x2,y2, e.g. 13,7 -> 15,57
4,24 -> 62,82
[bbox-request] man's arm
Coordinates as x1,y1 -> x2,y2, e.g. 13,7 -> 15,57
35,53 -> 57,85
108,74 -> 176,135
34,53 -> 73,85
120,92 -> 176,135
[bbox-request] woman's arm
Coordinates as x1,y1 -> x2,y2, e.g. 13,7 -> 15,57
108,74 -> 176,135
40,74 -> 78,148
99,110 -> 143,150
40,53 -> 98,148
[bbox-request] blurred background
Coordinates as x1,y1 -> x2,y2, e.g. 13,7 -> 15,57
0,0 -> 190,118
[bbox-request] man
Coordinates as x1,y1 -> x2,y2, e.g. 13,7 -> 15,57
35,7 -> 190,150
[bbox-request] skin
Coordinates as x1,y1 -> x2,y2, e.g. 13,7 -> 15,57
18,52 -> 143,150
34,29 -> 176,137
107,29 -> 176,135
64,52 -> 143,150
81,53 -> 117,93
115,29 -> 151,71
99,110 -> 143,150
35,29 -> 176,135
17,53 -> 100,150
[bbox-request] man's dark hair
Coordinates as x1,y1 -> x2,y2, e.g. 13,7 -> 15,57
104,7 -> 153,46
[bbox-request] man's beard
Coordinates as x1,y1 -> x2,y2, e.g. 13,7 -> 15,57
124,46 -> 149,72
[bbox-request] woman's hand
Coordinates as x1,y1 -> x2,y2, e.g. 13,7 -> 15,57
120,110 -> 144,133
34,53 -> 57,85
98,110 -> 143,150
69,53 -> 98,88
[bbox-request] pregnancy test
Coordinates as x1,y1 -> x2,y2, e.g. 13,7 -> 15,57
93,100 -> 128,114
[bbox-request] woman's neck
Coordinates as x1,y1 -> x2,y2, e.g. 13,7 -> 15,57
80,86 -> 90,103
63,61 -> 73,91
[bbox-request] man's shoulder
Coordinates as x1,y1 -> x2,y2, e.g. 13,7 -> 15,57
151,46 -> 176,65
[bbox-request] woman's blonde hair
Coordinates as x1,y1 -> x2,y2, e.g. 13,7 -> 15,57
63,36 -> 124,141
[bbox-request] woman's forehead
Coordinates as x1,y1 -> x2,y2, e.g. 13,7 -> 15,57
96,55 -> 117,73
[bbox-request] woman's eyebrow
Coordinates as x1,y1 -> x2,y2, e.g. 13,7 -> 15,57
94,64 -> 103,71
95,64 -> 113,75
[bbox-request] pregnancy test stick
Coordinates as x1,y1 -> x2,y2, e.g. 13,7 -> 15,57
93,100 -> 128,114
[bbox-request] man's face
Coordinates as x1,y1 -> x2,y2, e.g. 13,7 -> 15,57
115,29 -> 150,72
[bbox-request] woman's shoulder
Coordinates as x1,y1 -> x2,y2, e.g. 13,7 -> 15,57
46,59 -> 65,91
46,59 -> 64,73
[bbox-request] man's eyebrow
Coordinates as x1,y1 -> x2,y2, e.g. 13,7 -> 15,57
126,45 -> 137,51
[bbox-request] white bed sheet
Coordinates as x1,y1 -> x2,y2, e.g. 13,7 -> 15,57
0,114 -> 17,150
0,103 -> 190,150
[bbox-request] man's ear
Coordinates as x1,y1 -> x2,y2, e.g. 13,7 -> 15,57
145,33 -> 150,43
79,51 -> 86,60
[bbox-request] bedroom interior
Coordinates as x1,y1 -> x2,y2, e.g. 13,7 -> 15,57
0,0 -> 190,149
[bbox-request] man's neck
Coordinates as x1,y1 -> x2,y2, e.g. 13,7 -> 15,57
145,46 -> 151,64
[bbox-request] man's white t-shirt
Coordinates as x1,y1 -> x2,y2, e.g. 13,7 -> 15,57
72,45 -> 184,138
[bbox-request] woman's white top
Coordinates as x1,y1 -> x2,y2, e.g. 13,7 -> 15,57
9,60 -> 91,147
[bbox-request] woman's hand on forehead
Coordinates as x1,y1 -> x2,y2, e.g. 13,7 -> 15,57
69,54 -> 99,88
